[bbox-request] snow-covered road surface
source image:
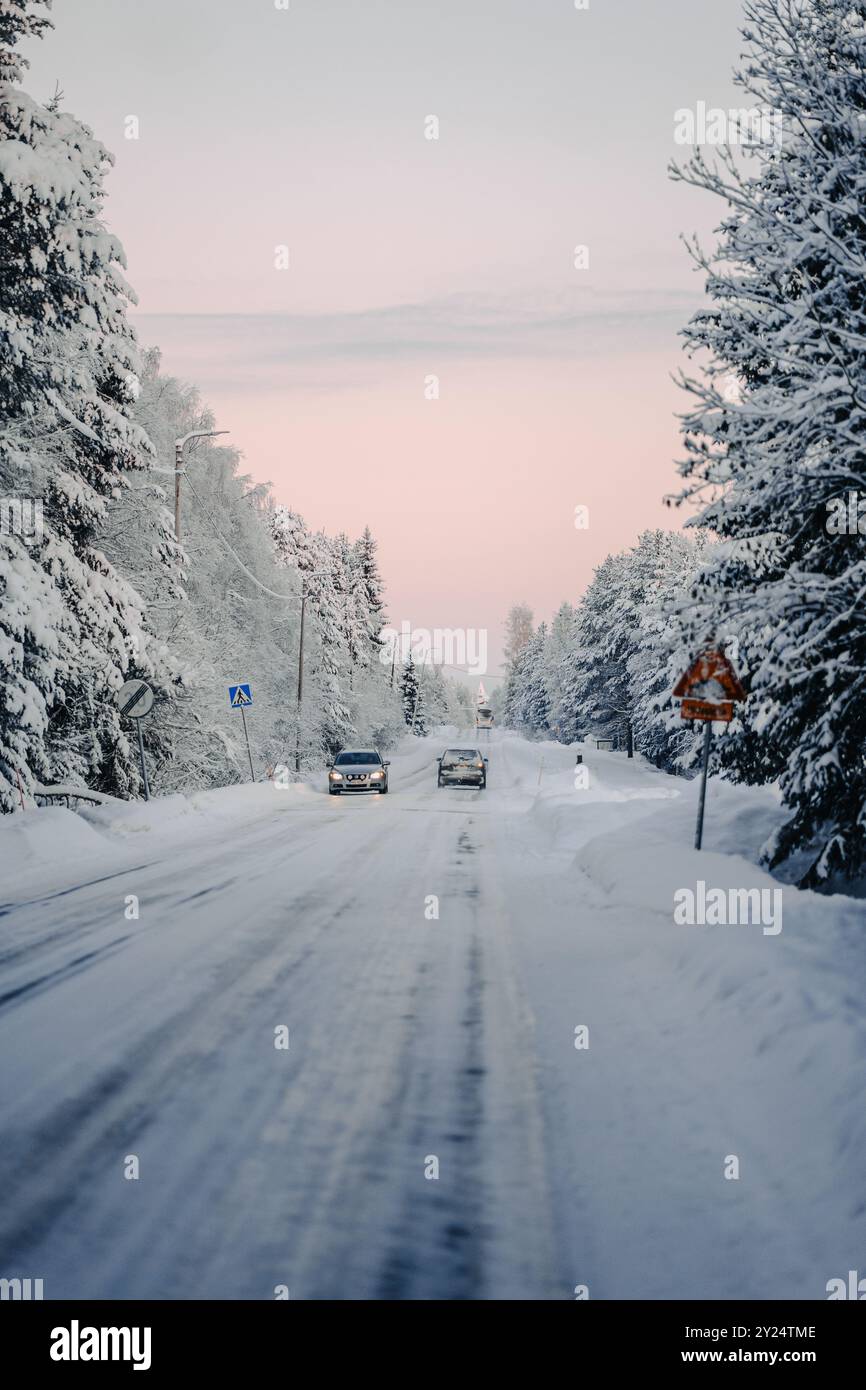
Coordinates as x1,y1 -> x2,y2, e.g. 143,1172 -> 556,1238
1,731 -> 864,1299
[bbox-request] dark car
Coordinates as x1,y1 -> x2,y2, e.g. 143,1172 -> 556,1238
437,748 -> 487,789
328,749 -> 390,794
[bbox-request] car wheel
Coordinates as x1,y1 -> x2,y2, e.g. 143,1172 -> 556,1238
437,776 -> 443,787
480,778 -> 486,789
329,788 -> 340,795
379,784 -> 388,794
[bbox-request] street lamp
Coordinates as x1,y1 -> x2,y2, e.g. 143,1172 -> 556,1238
173,430 -> 229,540
295,569 -> 339,773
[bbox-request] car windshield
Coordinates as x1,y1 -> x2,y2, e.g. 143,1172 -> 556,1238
442,750 -> 480,766
334,751 -> 380,766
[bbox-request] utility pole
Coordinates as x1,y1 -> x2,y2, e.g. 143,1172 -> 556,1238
173,430 -> 229,540
295,583 -> 308,774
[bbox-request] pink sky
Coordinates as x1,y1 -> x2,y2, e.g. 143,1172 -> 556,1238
24,0 -> 749,677
137,305 -> 692,675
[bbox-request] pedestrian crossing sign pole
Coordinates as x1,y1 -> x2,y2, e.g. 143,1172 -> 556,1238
228,684 -> 255,782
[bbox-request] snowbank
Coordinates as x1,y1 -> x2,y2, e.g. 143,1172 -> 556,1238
0,806 -> 109,878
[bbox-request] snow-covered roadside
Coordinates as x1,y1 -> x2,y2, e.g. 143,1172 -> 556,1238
486,733 -> 866,1296
0,785 -> 307,909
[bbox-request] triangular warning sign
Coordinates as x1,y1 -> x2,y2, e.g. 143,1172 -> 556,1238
673,648 -> 746,702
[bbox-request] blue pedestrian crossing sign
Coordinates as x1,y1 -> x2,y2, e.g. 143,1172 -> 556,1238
228,683 -> 253,709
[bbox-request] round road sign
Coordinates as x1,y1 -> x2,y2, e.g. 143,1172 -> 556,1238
116,679 -> 154,720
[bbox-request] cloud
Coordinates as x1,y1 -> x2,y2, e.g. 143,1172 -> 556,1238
133,286 -> 701,392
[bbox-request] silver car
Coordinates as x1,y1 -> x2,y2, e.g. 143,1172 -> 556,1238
328,749 -> 390,794
437,748 -> 488,789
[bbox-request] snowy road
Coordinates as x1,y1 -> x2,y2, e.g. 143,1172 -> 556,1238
1,731 -> 864,1300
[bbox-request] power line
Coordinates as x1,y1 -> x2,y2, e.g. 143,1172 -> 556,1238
183,475 -> 299,604
184,478 -> 478,680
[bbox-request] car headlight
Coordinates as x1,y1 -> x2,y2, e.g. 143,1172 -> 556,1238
329,770 -> 343,780
370,770 -> 384,779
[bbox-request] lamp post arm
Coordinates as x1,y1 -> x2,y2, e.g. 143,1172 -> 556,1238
172,430 -> 229,540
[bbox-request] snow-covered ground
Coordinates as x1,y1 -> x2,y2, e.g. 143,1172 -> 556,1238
1,729 -> 864,1299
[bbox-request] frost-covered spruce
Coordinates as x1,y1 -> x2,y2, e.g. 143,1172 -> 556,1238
0,1 -> 173,807
331,531 -> 367,673
508,623 -> 550,737
304,531 -> 354,755
500,602 -> 534,729
511,530 -> 707,766
671,0 -> 866,884
354,525 -> 387,661
562,551 -> 633,744
626,531 -> 709,773
400,653 -> 426,735
270,504 -> 316,578
543,602 -> 577,739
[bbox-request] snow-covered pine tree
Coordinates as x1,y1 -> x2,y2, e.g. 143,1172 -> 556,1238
559,551 -> 632,744
544,602 -> 577,739
354,525 -> 387,663
0,3 -> 175,806
344,525 -> 400,738
400,653 -> 426,734
270,505 -> 315,578
550,536 -> 644,746
627,531 -> 708,772
332,531 -> 367,674
671,0 -> 866,885
304,532 -> 354,756
501,645 -> 526,729
515,623 -> 550,736
415,661 -> 447,728
271,511 -> 350,760
501,603 -> 534,728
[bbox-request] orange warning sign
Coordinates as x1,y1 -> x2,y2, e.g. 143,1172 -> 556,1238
673,647 -> 746,703
680,697 -> 734,723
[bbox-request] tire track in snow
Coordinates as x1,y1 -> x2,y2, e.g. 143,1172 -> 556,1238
373,820 -> 488,1299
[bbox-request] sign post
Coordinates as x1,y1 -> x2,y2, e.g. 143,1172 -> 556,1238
228,684 -> 255,782
694,721 -> 712,851
115,679 -> 155,801
673,648 -> 745,851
